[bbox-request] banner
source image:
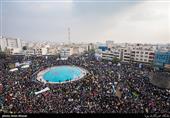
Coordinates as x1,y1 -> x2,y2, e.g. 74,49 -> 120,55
9,68 -> 18,72
21,64 -> 29,69
35,87 -> 50,95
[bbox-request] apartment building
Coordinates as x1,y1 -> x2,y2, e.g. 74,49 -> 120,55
96,43 -> 156,63
26,49 -> 35,55
47,48 -> 58,55
122,47 -> 132,62
131,44 -> 155,63
60,47 -> 72,58
0,36 -> 22,54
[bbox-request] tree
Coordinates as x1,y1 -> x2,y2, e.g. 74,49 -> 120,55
22,46 -> 27,51
112,57 -> 120,63
4,47 -> 10,55
90,49 -> 95,52
150,62 -> 155,67
0,51 -> 6,59
58,53 -> 61,59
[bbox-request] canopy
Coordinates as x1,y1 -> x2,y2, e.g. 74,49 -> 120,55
9,68 -> 18,72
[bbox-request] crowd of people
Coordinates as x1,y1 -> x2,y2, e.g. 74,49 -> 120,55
0,52 -> 169,113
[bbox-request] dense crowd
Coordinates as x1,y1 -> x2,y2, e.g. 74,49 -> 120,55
0,52 -> 169,113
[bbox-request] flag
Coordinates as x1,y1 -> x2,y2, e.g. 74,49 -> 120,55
115,87 -> 122,98
112,84 -> 116,94
132,91 -> 139,98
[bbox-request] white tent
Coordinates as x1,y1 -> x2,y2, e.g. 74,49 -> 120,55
35,87 -> 50,95
9,68 -> 18,72
21,64 -> 29,69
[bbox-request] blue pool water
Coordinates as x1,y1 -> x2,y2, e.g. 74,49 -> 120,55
43,66 -> 85,83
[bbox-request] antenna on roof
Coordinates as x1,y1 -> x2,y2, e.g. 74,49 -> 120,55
68,27 -> 71,45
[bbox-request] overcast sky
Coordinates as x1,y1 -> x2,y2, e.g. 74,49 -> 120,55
0,0 -> 170,44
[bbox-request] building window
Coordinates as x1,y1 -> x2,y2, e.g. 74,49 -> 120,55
145,52 -> 148,54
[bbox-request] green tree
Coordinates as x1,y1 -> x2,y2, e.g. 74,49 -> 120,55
112,57 -> 120,63
150,62 -> 154,67
4,47 -> 10,55
0,51 -> 6,59
22,46 -> 27,51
